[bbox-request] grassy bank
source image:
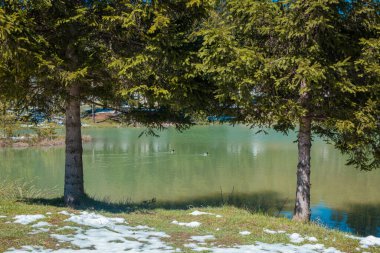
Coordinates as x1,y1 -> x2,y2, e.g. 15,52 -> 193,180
0,195 -> 378,252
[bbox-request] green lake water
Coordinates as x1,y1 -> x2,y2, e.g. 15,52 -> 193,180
1,125 -> 379,236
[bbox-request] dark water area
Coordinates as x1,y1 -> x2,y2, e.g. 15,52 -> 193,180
1,125 -> 379,236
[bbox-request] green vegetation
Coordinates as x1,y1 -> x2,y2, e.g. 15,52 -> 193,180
0,0 -> 379,238
196,0 -> 380,221
0,102 -> 20,139
32,123 -> 57,141
0,112 -> 18,139
0,193 -> 376,253
0,0 -> 214,205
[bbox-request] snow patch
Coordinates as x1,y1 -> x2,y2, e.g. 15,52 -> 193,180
264,228 -> 286,234
29,228 -> 50,235
189,210 -> 222,218
308,236 -> 318,242
58,211 -> 71,216
289,233 -> 305,243
184,241 -> 344,253
346,234 -> 361,240
289,233 -> 318,243
346,234 -> 380,248
239,231 -> 251,235
190,235 -> 215,243
190,211 -> 212,216
29,220 -> 52,235
184,243 -> 210,252
56,226 -> 83,233
6,211 -> 174,253
65,211 -> 125,228
32,222 -> 51,228
359,236 -> 380,248
13,215 -> 45,225
171,220 -> 201,227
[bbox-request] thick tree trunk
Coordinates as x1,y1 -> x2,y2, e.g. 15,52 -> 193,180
293,116 -> 312,222
64,84 -> 84,206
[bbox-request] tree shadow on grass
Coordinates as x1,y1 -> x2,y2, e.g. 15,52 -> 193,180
23,194 -> 380,236
23,190 -> 290,216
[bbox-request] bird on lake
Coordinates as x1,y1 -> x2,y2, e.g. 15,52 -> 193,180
202,152 -> 209,156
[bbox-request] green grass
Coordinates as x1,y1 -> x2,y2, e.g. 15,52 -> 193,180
0,198 -> 378,253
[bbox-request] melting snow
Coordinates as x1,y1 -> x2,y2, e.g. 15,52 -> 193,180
56,226 -> 83,233
239,231 -> 251,235
264,228 -> 286,234
6,211 -> 376,253
190,211 -> 211,216
184,241 -> 344,253
308,237 -> 318,242
190,235 -> 215,243
289,233 -> 318,243
29,227 -> 50,235
6,211 -> 175,253
58,211 -> 71,216
289,233 -> 305,243
32,222 -> 52,228
13,215 -> 45,225
359,236 -> 380,248
189,210 -> 222,218
346,234 -> 380,248
65,211 -> 125,228
171,220 -> 201,227
184,243 -> 210,252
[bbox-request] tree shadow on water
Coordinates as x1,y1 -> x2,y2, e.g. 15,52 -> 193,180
23,190 -> 290,216
333,203 -> 380,236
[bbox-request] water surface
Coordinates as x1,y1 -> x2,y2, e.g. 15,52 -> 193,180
1,125 -> 379,236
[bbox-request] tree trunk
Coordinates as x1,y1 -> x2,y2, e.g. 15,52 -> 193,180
64,84 -> 84,206
293,116 -> 312,222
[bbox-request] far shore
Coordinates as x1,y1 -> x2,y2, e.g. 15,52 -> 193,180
0,135 -> 92,148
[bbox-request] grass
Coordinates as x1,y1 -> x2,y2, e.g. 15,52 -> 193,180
0,180 -> 377,252
0,196 -> 378,253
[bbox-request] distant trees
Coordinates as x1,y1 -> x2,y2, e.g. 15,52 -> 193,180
196,0 -> 379,222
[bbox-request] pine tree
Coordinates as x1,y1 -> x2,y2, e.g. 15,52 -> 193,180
105,0 -> 214,132
197,0 -> 379,222
0,0 -> 213,205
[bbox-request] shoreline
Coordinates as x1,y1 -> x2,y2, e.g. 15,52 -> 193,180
0,135 -> 92,148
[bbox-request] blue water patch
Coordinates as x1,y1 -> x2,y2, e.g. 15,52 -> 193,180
282,202 -> 380,237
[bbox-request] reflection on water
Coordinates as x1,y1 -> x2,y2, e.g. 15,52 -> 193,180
0,125 -> 379,236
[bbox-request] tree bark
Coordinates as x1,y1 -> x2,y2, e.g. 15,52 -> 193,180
293,78 -> 312,222
64,84 -> 84,206
293,116 -> 312,222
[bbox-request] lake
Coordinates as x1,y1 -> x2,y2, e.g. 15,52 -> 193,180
1,125 -> 379,236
